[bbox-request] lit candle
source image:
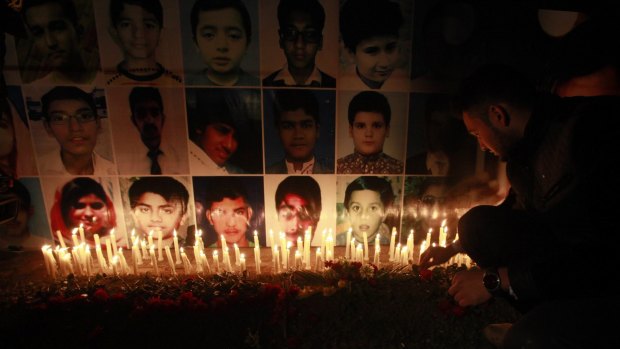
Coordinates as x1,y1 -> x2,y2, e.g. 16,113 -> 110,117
345,227 -> 352,259
356,243 -> 363,262
426,228 -> 432,248
173,230 -> 181,264
110,229 -> 118,257
315,247 -> 322,271
294,250 -> 302,270
140,239 -> 148,263
395,243 -> 401,263
111,255 -> 119,276
56,230 -> 67,249
297,236 -> 303,254
273,246 -> 280,274
157,229 -> 163,261
240,253 -> 246,272
165,245 -> 176,275
304,228 -> 311,269
363,232 -> 369,261
389,227 -> 397,261
201,251 -> 211,273
194,242 -> 202,272
41,246 -> 51,277
149,246 -> 159,277
224,247 -> 232,272
212,250 -> 220,272
105,238 -> 114,265
71,228 -> 80,248
268,229 -> 274,248
254,246 -> 261,275
406,230 -> 414,261
234,243 -> 240,267
253,230 -> 260,248
374,242 -> 381,265
78,224 -> 85,245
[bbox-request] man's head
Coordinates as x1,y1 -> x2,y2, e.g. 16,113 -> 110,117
203,177 -> 253,246
340,0 -> 403,86
23,0 -> 83,73
190,0 -> 252,76
275,176 -> 321,242
273,89 -> 320,163
192,89 -> 248,166
457,64 -> 535,160
344,176 -> 394,241
129,87 -> 164,150
41,86 -> 100,158
60,177 -> 114,239
128,176 -> 189,239
277,0 -> 325,72
108,0 -> 163,61
347,91 -> 391,156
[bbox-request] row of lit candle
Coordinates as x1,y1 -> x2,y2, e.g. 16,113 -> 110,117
41,226 -> 472,279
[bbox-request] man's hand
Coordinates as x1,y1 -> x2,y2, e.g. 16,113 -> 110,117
419,245 -> 457,269
448,269 -> 492,307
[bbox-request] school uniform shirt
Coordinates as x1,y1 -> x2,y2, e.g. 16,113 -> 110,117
262,64 -> 336,87
188,141 -> 243,175
337,151 -> 403,174
37,151 -> 117,176
118,141 -> 188,175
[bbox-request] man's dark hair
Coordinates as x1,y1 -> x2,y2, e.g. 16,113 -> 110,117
110,0 -> 163,27
456,64 -> 536,115
277,0 -> 325,32
275,176 -> 321,222
23,0 -> 79,27
272,89 -> 319,126
339,0 -> 402,52
128,176 -> 189,214
203,177 -> 249,209
41,86 -> 96,122
60,177 -> 108,226
347,91 -> 391,126
129,87 -> 163,113
344,176 -> 395,210
190,0 -> 252,43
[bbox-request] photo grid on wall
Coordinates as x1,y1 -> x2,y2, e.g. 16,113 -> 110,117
5,0 -> 566,252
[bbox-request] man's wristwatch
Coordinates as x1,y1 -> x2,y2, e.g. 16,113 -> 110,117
482,267 -> 503,296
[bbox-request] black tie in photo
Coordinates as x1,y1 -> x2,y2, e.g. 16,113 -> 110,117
147,149 -> 162,174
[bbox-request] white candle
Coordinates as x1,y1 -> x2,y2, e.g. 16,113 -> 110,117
374,242 -> 381,265
389,228 -> 397,261
395,243 -> 401,263
315,247 -> 322,271
345,227 -> 352,259
273,246 -> 280,274
363,232 -> 369,261
253,230 -> 260,248
41,246 -> 52,277
56,230 -> 67,249
213,250 -> 220,272
240,253 -> 246,272
71,228 -> 80,248
78,224 -> 85,245
407,230 -> 414,261
294,250 -> 302,269
110,229 -> 118,257
254,246 -> 261,275
165,245 -> 176,275
149,247 -> 159,277
157,229 -> 163,261
105,238 -> 114,265
201,251 -> 211,273
234,243 -> 241,267
356,243 -> 363,262
140,239 -> 148,263
426,228 -> 433,248
304,228 -> 311,269
173,230 -> 181,265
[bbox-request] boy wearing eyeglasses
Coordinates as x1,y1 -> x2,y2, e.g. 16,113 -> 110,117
37,86 -> 116,176
262,0 -> 335,87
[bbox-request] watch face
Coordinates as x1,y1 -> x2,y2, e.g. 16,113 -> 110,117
483,271 -> 501,291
